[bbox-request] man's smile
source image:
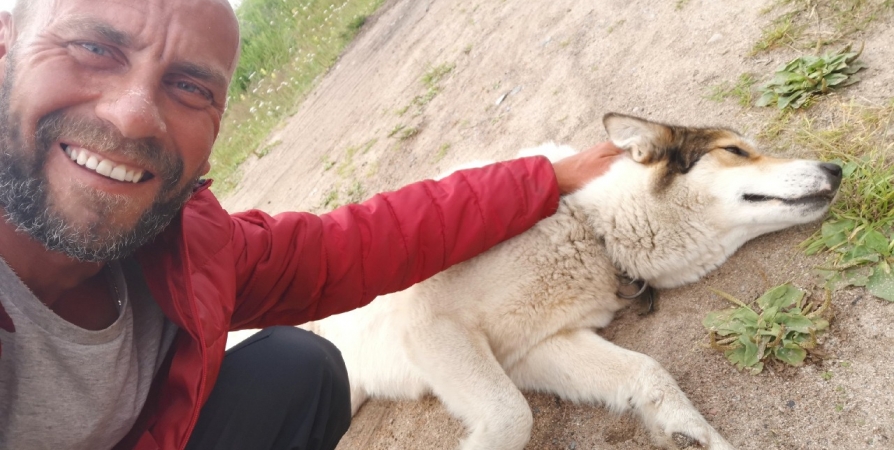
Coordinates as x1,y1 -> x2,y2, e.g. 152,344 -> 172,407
60,143 -> 155,184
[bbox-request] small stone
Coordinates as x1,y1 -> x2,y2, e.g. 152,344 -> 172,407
786,400 -> 796,409
707,33 -> 723,45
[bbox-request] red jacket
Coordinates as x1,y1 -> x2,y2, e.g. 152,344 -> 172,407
119,157 -> 560,449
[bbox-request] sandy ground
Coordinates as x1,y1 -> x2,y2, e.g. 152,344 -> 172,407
221,0 -> 894,448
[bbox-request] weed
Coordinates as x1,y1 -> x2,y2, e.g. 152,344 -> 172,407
422,63 -> 456,89
321,155 -> 336,172
607,19 -> 625,34
463,44 -> 473,55
434,143 -> 451,162
255,139 -> 281,158
345,180 -> 365,203
789,101 -> 894,301
336,145 -> 361,177
707,73 -> 758,107
751,13 -> 802,54
360,139 -> 377,154
675,0 -> 691,11
703,284 -> 832,374
753,0 -> 894,54
822,371 -> 834,381
321,186 -> 341,210
387,124 -> 407,138
756,45 -> 866,110
398,126 -> 420,141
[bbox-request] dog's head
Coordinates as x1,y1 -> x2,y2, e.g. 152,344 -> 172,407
573,113 -> 841,288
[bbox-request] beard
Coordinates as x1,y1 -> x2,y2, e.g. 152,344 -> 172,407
0,53 -> 201,262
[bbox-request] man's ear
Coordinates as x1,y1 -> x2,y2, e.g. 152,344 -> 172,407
602,113 -> 672,164
0,11 -> 16,81
0,12 -> 15,59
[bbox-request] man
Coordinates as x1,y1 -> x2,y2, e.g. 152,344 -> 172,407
0,0 -> 621,449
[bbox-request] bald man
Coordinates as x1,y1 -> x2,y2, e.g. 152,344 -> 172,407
0,0 -> 621,449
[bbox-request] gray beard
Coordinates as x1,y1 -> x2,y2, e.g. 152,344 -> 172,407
0,54 -> 199,262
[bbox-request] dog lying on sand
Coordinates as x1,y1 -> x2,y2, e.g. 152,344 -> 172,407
304,113 -> 842,449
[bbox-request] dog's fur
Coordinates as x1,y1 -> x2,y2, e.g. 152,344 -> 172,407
304,114 -> 842,450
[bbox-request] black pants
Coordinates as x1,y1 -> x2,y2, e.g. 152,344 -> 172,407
185,327 -> 352,450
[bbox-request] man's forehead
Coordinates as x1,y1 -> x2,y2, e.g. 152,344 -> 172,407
29,0 -> 240,77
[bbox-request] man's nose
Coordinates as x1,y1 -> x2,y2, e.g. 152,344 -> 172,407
95,82 -> 166,141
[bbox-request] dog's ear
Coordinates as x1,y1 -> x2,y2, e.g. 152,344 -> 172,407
603,113 -> 672,164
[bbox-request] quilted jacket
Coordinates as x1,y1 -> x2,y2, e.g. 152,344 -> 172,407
114,156 -> 560,449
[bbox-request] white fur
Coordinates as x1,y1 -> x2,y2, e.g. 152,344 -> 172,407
305,141 -> 837,450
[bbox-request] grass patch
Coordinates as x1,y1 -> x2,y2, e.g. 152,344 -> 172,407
753,0 -> 894,55
208,0 -> 385,195
766,100 -> 894,301
704,284 -> 832,374
707,73 -> 758,107
434,143 -> 451,162
397,62 -> 456,116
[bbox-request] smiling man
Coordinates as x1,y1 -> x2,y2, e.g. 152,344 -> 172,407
0,0 -> 621,449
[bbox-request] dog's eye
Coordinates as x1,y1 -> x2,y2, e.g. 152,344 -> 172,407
723,146 -> 749,157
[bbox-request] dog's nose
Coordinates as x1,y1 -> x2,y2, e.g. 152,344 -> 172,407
820,162 -> 843,191
821,162 -> 843,179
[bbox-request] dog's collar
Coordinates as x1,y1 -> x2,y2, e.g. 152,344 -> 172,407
616,274 -> 657,314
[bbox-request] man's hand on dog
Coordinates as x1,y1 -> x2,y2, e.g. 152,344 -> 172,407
552,142 -> 625,194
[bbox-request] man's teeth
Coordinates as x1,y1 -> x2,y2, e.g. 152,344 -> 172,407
65,145 -> 144,183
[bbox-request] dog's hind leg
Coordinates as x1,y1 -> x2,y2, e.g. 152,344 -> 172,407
405,319 -> 533,450
508,329 -> 734,450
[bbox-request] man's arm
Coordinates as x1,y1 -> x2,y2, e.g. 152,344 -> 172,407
228,144 -> 621,329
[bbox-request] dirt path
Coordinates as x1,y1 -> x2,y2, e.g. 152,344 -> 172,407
221,0 -> 894,448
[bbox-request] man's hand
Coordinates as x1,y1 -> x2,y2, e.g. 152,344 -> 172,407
552,142 -> 625,195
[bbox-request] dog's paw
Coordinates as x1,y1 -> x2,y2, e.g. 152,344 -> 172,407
672,432 -> 704,449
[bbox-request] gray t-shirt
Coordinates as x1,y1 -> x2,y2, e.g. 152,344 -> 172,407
0,257 -> 178,450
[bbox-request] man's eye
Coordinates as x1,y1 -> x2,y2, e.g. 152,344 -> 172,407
175,81 -> 212,99
79,42 -> 107,56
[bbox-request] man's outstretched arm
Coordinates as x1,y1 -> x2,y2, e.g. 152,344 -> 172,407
227,143 -> 622,329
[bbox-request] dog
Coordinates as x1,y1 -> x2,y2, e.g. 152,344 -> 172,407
303,113 -> 842,450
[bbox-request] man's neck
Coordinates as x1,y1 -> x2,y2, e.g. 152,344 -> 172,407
0,211 -> 104,308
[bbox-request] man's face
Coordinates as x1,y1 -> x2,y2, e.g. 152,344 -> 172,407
0,0 -> 240,261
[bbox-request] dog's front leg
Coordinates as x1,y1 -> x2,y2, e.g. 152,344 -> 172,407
404,319 -> 533,450
507,329 -> 734,450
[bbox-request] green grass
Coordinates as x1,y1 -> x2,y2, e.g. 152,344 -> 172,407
765,100 -> 894,301
707,73 -> 758,107
753,0 -> 894,55
207,0 -> 385,195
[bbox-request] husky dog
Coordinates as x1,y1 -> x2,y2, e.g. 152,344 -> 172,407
305,114 -> 842,450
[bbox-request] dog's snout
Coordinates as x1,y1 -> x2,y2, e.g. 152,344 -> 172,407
820,162 -> 843,191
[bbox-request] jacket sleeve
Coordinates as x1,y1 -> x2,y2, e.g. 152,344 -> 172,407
227,156 -> 560,329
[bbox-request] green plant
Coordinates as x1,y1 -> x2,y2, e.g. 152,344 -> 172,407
321,155 -> 335,171
321,186 -> 341,210
707,73 -> 758,107
790,101 -> 894,301
434,143 -> 450,162
703,284 -> 832,374
756,45 -> 866,110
